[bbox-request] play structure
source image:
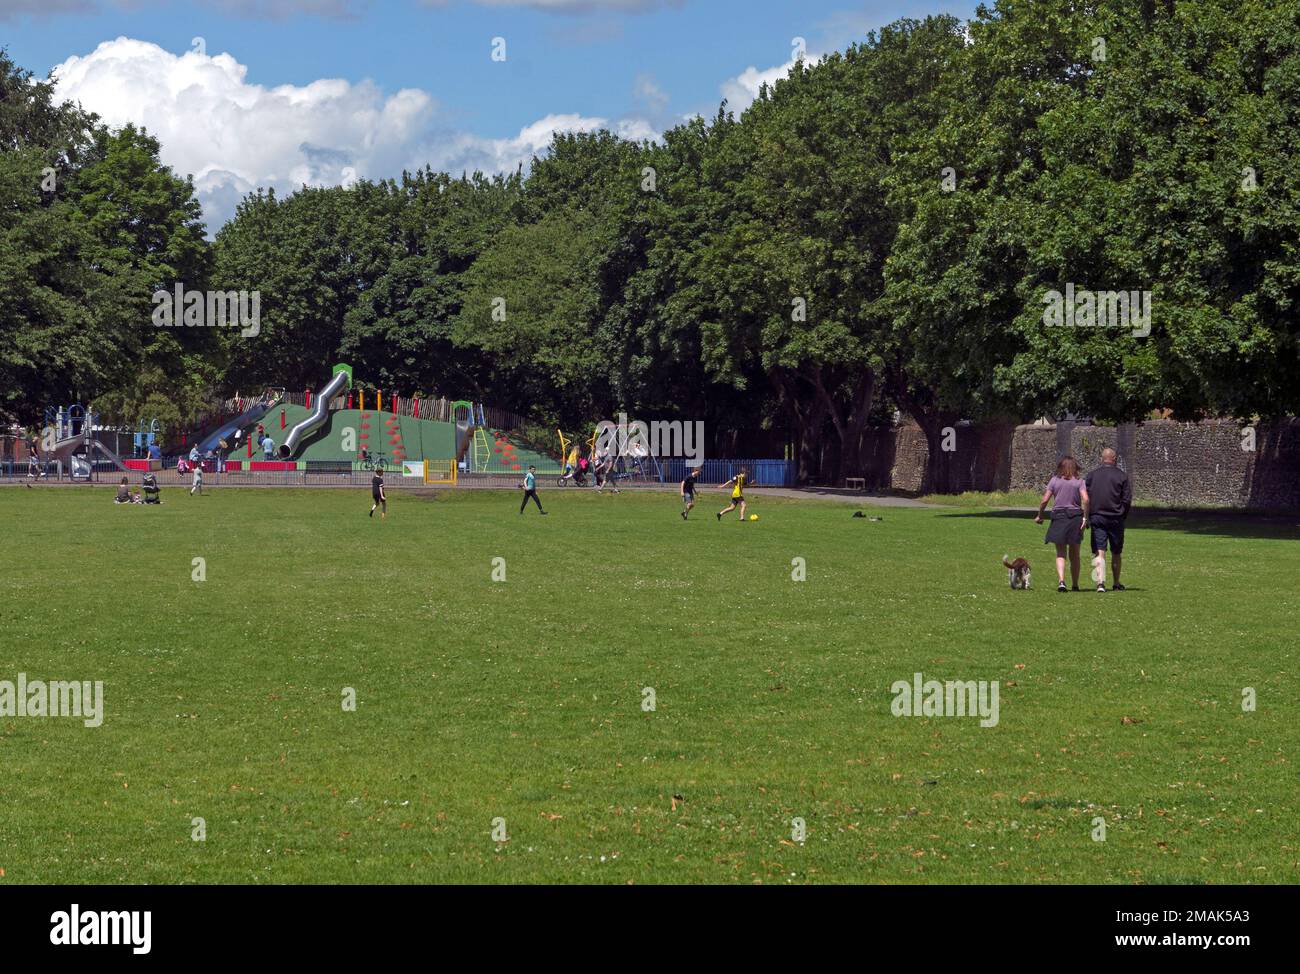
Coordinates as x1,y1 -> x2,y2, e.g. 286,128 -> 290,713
281,366 -> 350,459
452,401 -> 495,473
6,386 -> 804,487
197,394 -> 280,455
9,368 -> 580,483
211,364 -> 490,477
555,422 -> 665,486
33,403 -> 131,478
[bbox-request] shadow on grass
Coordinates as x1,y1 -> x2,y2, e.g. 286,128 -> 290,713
939,507 -> 1300,542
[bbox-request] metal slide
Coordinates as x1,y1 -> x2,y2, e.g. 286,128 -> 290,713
88,440 -> 129,471
85,439 -> 128,470
40,435 -> 129,476
278,369 -> 351,459
197,396 -> 281,454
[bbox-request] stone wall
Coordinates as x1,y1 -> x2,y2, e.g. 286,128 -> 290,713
870,417 -> 1300,510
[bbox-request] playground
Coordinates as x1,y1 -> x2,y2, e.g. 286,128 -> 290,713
1,363 -> 792,491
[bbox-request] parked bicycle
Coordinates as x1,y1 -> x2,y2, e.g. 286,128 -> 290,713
361,450 -> 388,472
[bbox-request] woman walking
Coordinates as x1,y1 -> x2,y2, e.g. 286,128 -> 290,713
1034,456 -> 1090,592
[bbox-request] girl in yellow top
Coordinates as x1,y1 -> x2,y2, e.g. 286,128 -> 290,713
717,469 -> 750,522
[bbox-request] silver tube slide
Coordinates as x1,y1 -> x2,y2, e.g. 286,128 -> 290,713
278,371 -> 350,459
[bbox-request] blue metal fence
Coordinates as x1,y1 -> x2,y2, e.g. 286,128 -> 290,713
657,458 -> 796,487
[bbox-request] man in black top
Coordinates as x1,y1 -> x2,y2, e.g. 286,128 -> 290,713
680,467 -> 700,520
1084,448 -> 1132,591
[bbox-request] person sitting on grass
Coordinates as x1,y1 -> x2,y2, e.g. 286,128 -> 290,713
717,468 -> 750,522
114,476 -> 135,504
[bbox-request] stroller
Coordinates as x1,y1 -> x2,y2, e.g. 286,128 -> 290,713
558,454 -> 590,488
142,471 -> 161,504
573,455 -> 591,486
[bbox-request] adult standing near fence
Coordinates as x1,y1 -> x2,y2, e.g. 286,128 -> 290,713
26,430 -> 41,480
1085,448 -> 1131,592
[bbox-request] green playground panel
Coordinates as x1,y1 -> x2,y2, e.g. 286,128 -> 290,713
222,405 -> 457,463
477,431 -> 562,474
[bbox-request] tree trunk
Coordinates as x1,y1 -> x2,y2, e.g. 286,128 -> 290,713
810,366 -> 876,486
773,372 -> 828,484
915,408 -> 962,494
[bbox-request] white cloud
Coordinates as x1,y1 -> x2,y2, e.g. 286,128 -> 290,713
633,73 -> 668,115
719,54 -> 821,115
50,38 -> 655,233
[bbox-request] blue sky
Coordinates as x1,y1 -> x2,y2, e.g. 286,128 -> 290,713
2,0 -> 975,229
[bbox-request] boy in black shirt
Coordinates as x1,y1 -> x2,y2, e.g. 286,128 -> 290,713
370,468 -> 387,520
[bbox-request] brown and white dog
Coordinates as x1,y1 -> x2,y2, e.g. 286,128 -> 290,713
1003,555 -> 1032,590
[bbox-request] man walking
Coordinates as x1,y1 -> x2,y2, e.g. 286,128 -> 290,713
519,465 -> 546,515
1084,448 -> 1132,592
680,467 -> 699,520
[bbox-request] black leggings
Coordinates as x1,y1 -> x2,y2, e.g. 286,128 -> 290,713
520,489 -> 543,513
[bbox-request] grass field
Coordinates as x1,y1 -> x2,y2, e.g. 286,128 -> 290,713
1,484 -> 1296,884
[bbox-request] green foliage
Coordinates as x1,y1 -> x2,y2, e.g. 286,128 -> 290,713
0,51 -> 212,424
7,1 -> 1300,482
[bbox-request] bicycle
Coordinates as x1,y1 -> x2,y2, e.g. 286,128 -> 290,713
361,451 -> 389,472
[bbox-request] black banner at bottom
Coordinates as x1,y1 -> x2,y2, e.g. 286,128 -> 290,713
0,883 -> 1282,960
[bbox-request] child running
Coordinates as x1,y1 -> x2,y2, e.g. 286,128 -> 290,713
717,468 -> 750,522
370,467 -> 387,519
190,461 -> 203,496
519,465 -> 547,514
680,467 -> 699,520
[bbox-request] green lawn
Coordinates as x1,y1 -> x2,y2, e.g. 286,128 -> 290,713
0,485 -> 1295,884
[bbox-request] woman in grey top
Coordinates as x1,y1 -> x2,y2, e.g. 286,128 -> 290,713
1035,456 -> 1090,592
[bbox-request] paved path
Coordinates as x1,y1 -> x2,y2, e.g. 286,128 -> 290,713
752,487 -> 948,508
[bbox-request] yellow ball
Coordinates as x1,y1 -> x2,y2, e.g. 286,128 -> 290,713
749,514 -> 758,521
